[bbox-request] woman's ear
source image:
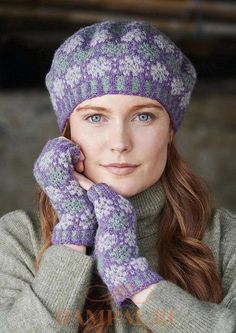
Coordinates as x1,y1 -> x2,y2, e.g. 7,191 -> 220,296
169,126 -> 174,144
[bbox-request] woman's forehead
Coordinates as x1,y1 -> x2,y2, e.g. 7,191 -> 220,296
76,94 -> 164,108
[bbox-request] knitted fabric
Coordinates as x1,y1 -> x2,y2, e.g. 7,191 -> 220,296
87,182 -> 164,307
45,19 -> 198,134
33,137 -> 97,247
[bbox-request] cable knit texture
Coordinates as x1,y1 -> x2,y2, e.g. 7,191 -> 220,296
0,180 -> 236,332
33,137 -> 97,247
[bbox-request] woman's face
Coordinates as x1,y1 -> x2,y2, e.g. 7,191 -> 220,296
69,94 -> 173,197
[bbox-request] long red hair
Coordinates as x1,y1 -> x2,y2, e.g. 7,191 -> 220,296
34,119 -> 223,332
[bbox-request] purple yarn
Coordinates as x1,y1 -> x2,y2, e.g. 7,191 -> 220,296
33,137 -> 97,247
87,182 -> 164,307
45,19 -> 197,134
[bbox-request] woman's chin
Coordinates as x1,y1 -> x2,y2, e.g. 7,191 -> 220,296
85,170 -> 142,197
102,180 -> 139,198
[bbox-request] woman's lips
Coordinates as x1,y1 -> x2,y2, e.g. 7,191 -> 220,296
102,165 -> 138,175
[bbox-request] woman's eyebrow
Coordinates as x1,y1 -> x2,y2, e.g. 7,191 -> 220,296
75,103 -> 163,113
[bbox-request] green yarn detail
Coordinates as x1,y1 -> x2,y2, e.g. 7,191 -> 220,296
62,230 -> 67,241
110,24 -> 125,36
102,42 -> 128,57
62,198 -> 83,213
71,230 -> 77,241
102,77 -> 110,93
116,76 -> 125,91
54,53 -> 68,75
80,230 -> 85,241
48,168 -> 68,186
145,80 -> 152,95
183,75 -> 193,89
132,77 -> 140,93
73,49 -> 90,62
133,276 -> 142,288
165,54 -> 181,74
109,211 -> 129,230
83,27 -> 96,40
90,80 -> 97,94
139,42 -> 157,61
81,83 -> 87,98
110,246 -> 130,264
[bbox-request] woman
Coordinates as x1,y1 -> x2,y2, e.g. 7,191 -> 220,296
0,19 -> 235,333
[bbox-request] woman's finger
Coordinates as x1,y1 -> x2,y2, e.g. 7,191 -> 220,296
73,170 -> 95,191
75,160 -> 84,173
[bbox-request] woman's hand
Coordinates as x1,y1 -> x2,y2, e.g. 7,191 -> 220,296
86,183 -> 164,307
73,170 -> 95,191
73,149 -> 95,191
33,136 -> 97,247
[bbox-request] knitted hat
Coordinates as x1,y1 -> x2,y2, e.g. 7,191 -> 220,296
45,19 -> 197,134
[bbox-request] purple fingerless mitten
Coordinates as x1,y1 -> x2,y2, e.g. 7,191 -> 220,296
33,137 -> 97,247
87,183 -> 164,307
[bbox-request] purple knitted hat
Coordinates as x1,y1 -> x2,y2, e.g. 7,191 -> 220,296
45,19 -> 197,134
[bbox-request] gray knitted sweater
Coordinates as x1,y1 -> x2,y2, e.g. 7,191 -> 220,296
0,180 -> 236,332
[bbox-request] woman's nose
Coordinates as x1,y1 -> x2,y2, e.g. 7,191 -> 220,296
111,144 -> 129,153
109,127 -> 132,152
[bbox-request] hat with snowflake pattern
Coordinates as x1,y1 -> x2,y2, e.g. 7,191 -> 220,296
45,19 -> 197,133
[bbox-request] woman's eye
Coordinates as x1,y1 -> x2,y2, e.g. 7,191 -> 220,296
85,112 -> 155,123
136,113 -> 154,122
86,114 -> 102,123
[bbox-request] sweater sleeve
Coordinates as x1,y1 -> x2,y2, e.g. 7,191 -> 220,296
0,209 -> 95,333
138,208 -> 236,333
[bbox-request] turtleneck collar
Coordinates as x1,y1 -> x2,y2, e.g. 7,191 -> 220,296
126,179 -> 166,240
